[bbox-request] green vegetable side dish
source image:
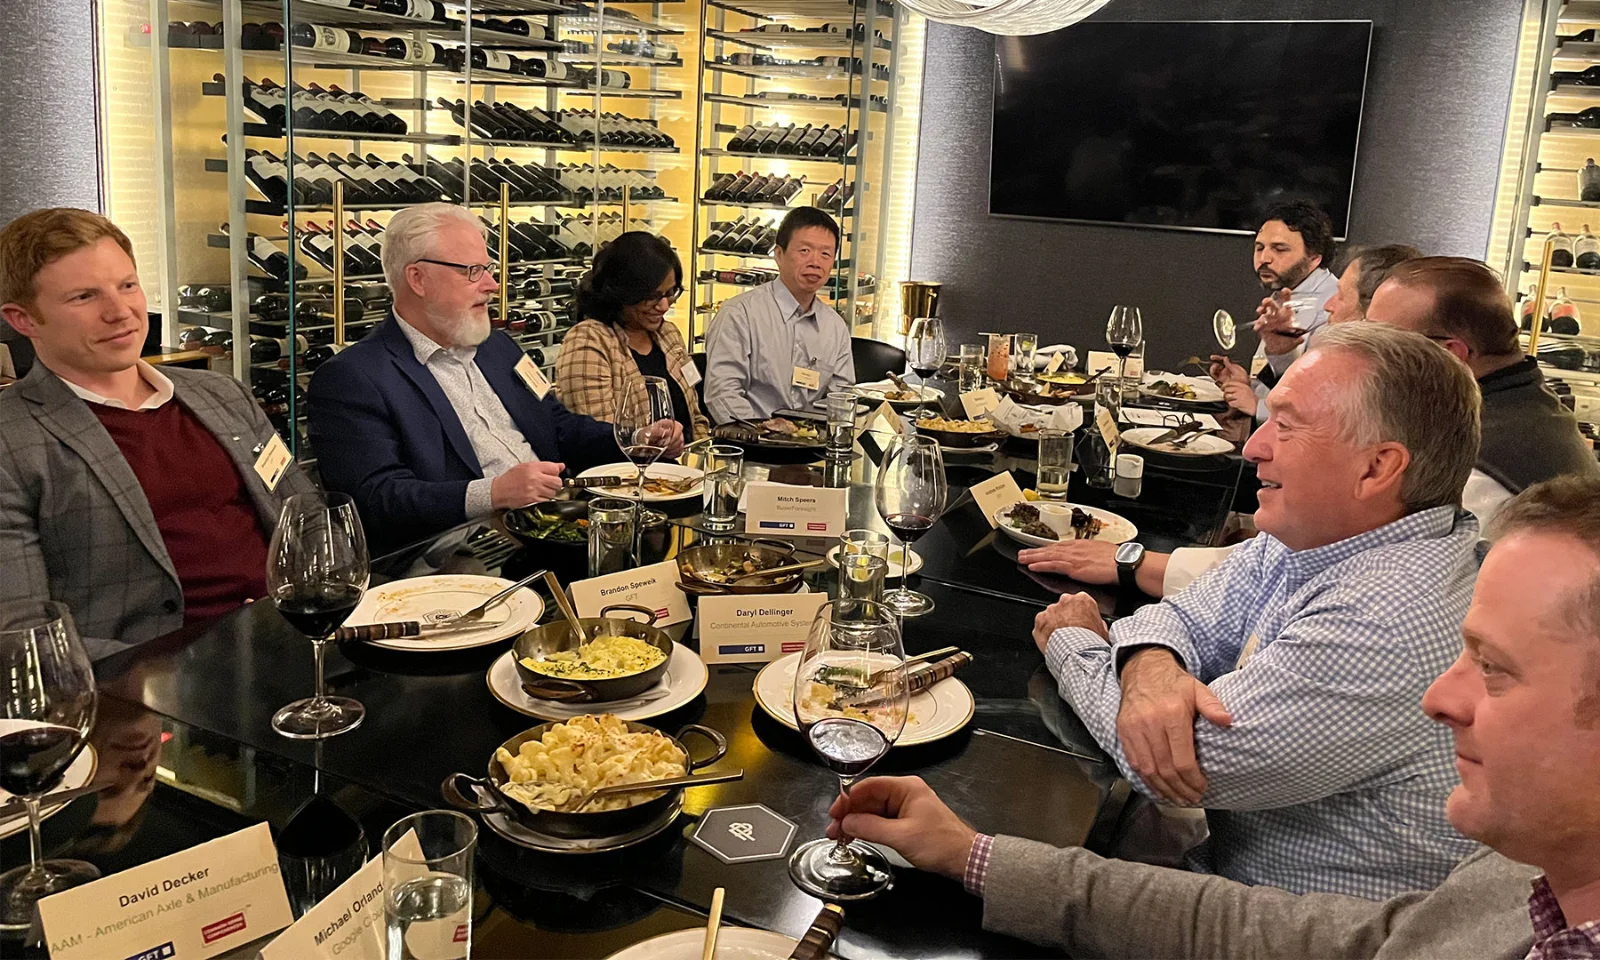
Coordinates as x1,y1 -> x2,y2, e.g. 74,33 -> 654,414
529,512 -> 589,542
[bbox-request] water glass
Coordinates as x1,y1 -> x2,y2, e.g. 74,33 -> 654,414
1115,454 -> 1145,498
1036,430 -> 1074,501
1014,332 -> 1039,380
958,344 -> 984,392
587,497 -> 636,576
701,445 -> 745,525
825,390 -> 856,461
383,811 -> 476,960
839,529 -> 890,602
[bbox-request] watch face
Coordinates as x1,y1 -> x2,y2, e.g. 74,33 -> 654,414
1116,542 -> 1144,565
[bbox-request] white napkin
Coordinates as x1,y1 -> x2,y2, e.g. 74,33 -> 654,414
1033,344 -> 1078,371
989,395 -> 1083,436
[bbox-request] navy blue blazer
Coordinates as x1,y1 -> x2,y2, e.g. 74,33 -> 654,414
307,315 -> 619,551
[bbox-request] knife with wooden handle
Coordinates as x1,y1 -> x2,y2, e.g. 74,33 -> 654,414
788,903 -> 845,960
563,475 -> 633,489
333,621 -> 424,643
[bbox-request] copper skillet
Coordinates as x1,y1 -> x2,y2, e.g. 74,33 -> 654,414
675,539 -> 808,596
512,603 -> 672,704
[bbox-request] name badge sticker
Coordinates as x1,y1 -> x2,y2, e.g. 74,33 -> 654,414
515,354 -> 552,400
791,366 -> 821,390
253,433 -> 293,491
680,360 -> 703,389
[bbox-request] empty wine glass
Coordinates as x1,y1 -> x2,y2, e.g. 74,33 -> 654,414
0,601 -> 99,930
614,375 -> 675,537
1106,305 -> 1143,407
907,318 -> 946,420
788,598 -> 908,901
873,434 -> 947,617
268,492 -> 370,740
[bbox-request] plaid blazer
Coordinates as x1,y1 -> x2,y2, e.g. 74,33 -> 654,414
0,363 -> 315,659
553,319 -> 710,440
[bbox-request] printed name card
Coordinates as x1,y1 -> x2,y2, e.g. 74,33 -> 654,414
959,387 -> 1000,419
514,354 -> 552,399
1085,350 -> 1143,381
969,471 -> 1027,528
39,822 -> 293,960
569,559 -> 692,626
868,400 -> 905,435
698,592 -> 830,664
1043,351 -> 1066,375
259,831 -> 424,960
743,482 -> 848,537
1096,405 -> 1121,449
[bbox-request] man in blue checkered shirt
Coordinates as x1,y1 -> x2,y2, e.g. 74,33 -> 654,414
1036,323 -> 1484,900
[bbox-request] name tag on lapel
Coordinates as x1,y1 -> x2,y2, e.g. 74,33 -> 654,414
253,433 -> 292,491
515,354 -> 552,400
791,366 -> 821,390
681,360 -> 703,389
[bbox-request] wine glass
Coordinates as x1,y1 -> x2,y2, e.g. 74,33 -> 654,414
788,598 -> 908,901
614,376 -> 675,535
1106,305 -> 1144,407
268,491 -> 370,740
873,434 -> 947,617
907,318 -> 946,421
0,601 -> 99,930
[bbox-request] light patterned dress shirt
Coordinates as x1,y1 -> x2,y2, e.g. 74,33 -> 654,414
702,279 -> 854,423
395,313 -> 536,518
1527,877 -> 1600,960
1047,505 -> 1481,899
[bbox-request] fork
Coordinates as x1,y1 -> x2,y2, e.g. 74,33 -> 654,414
430,569 -> 546,629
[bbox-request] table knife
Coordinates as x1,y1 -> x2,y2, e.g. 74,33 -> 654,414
333,620 -> 488,643
0,781 -> 111,821
788,903 -> 845,960
563,475 -> 633,489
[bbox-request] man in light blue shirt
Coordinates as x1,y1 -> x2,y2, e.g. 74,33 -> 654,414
1034,323 -> 1485,900
703,207 -> 855,423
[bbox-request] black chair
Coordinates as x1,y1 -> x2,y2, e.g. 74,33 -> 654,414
851,336 -> 907,384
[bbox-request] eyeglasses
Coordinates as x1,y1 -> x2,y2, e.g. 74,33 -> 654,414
636,286 -> 683,306
415,258 -> 497,282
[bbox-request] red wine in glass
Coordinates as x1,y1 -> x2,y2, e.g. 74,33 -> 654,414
1111,342 -> 1135,359
883,513 -> 934,545
806,717 -> 890,777
274,583 -> 363,639
0,725 -> 83,798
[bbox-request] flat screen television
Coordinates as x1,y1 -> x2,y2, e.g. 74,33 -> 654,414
989,20 -> 1373,237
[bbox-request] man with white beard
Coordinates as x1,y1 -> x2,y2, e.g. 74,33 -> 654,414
309,203 -> 682,552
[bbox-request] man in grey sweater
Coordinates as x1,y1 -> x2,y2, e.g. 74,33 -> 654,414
829,475 -> 1600,959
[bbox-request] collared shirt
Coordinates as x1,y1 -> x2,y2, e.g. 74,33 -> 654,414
61,360 -> 176,411
395,313 -> 537,518
1047,506 -> 1481,899
965,833 -> 995,896
702,279 -> 855,423
1527,877 -> 1600,959
1261,266 -> 1339,378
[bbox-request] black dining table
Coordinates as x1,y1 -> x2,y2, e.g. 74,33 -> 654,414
7,396 -> 1245,959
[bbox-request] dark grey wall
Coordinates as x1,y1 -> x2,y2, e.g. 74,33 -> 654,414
0,0 -> 100,224
908,1 -> 1523,368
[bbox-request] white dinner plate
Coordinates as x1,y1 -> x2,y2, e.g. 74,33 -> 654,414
0,720 -> 99,842
576,462 -> 705,502
992,502 -> 1138,547
823,545 -> 924,580
486,642 -> 708,721
852,380 -> 941,407
1120,426 -> 1235,457
344,575 -> 544,651
608,927 -> 830,960
752,652 -> 975,747
1141,372 -> 1225,403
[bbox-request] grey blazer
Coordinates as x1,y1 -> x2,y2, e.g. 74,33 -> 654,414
0,363 -> 315,658
983,837 -> 1537,959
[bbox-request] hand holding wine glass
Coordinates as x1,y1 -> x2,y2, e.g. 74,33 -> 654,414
0,601 -> 99,930
268,492 -> 370,740
788,598 -> 909,901
874,434 -> 947,617
1106,305 -> 1143,407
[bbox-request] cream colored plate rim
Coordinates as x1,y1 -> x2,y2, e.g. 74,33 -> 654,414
577,462 -> 705,502
486,642 -> 708,721
345,575 -> 544,651
606,927 -> 814,960
752,652 -> 975,747
991,502 -> 1138,546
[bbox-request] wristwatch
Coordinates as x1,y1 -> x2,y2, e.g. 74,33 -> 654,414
1116,542 -> 1146,593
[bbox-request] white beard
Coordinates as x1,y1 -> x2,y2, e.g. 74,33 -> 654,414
429,304 -> 491,347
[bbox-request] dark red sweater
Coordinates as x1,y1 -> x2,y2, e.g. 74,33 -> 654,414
89,400 -> 269,625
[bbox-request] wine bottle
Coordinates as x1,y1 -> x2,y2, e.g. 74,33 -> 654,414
703,172 -> 741,200
290,24 -> 362,54
470,46 -> 518,73
755,124 -> 793,154
1551,107 -> 1600,129
247,235 -> 305,281
1578,225 -> 1600,271
726,123 -> 759,153
242,150 -> 292,204
1555,65 -> 1600,86
774,123 -> 812,155
795,124 -> 828,156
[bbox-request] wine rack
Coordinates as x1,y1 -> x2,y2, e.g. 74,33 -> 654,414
689,0 -> 905,346
108,0 -> 693,460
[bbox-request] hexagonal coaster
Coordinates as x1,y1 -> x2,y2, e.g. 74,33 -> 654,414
690,803 -> 799,864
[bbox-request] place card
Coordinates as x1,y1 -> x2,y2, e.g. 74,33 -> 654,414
969,471 -> 1027,528
1043,351 -> 1066,375
697,592 -> 829,664
1085,350 -> 1143,381
959,387 -> 1000,419
868,400 -> 905,435
39,822 -> 293,960
743,481 -> 848,537
569,559 -> 692,626
1096,405 -> 1121,449
258,830 -> 423,960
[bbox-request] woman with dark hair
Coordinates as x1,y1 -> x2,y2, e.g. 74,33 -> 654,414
554,231 -> 708,441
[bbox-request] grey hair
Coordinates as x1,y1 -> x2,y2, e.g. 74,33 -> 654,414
1308,323 -> 1482,513
380,203 -> 485,291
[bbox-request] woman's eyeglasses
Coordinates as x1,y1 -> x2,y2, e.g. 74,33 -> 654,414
636,286 -> 684,306
415,258 -> 497,282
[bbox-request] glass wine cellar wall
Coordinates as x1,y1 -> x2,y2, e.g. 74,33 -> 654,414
96,0 -> 924,461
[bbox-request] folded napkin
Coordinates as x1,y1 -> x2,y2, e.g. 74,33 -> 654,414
989,395 -> 1084,437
